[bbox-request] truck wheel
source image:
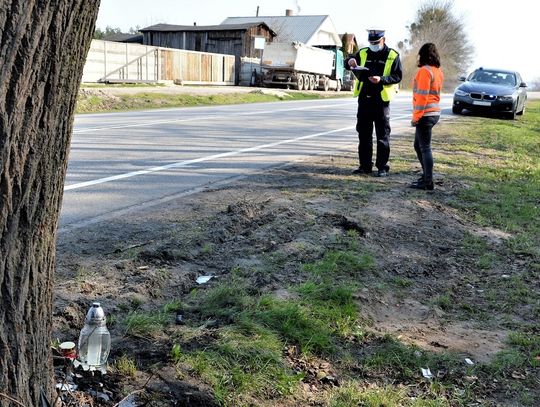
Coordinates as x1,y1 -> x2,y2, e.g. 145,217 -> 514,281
296,75 -> 304,90
323,78 -> 329,92
336,80 -> 342,92
309,75 -> 315,90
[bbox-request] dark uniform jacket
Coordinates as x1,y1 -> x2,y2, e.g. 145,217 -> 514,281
345,45 -> 403,100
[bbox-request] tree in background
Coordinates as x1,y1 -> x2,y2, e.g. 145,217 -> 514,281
94,25 -> 141,39
340,33 -> 358,57
94,25 -> 122,39
400,0 -> 474,90
0,1 -> 99,405
528,77 -> 540,91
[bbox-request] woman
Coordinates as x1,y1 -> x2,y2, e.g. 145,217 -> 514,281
411,43 -> 444,190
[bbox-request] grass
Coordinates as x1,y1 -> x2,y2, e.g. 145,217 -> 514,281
178,324 -> 302,406
76,88 -> 345,113
302,249 -> 375,276
328,383 -> 454,407
436,101 -> 540,259
114,355 -> 137,377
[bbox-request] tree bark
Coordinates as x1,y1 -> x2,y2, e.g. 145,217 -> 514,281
0,1 -> 99,405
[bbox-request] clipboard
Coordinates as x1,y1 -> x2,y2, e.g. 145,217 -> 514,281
351,66 -> 370,80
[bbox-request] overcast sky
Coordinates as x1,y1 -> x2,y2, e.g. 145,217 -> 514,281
95,0 -> 539,82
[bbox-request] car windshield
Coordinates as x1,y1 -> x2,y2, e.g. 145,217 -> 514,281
469,71 -> 516,86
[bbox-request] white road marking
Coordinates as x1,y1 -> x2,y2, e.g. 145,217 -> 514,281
65,113 -> 412,191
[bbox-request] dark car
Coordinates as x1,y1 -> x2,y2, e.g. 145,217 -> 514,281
452,68 -> 527,119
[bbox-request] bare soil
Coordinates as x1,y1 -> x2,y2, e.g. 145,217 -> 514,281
52,117 -> 538,405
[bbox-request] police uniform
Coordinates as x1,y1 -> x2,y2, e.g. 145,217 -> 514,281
345,29 -> 403,176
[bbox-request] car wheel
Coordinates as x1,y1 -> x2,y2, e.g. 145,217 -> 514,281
504,109 -> 517,120
323,78 -> 329,92
452,106 -> 462,114
517,102 -> 525,115
296,75 -> 304,91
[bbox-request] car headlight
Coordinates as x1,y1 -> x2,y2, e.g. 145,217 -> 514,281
497,95 -> 515,101
454,89 -> 468,97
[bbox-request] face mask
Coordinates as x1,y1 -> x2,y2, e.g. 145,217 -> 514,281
369,43 -> 382,52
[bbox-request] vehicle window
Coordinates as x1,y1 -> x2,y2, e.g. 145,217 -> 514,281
501,74 -> 516,86
470,71 -> 515,85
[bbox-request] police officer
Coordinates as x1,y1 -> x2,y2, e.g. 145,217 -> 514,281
346,29 -> 403,176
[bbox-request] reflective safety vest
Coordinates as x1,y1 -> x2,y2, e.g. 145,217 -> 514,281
353,48 -> 399,101
412,64 -> 444,122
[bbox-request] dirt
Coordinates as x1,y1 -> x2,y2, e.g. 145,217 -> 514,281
52,122 -> 537,405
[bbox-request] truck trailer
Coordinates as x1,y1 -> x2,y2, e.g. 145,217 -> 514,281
260,42 -> 344,91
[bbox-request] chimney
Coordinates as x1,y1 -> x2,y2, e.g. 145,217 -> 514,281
256,6 -> 259,17
285,9 -> 293,16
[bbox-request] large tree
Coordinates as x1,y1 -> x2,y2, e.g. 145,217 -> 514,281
0,1 -> 99,405
400,0 -> 474,89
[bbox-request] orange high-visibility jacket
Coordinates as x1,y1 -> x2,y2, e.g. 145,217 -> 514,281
412,65 -> 444,122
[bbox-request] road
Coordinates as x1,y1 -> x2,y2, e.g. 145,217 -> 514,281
60,94 -> 453,230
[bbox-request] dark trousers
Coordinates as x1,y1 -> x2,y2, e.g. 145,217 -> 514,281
356,98 -> 391,171
413,115 -> 439,183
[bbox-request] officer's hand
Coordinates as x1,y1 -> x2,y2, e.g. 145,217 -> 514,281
348,59 -> 358,68
411,120 -> 418,127
368,76 -> 381,83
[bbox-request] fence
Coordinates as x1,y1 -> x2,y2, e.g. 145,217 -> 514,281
82,40 -> 236,85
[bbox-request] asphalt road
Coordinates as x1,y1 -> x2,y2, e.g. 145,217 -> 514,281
60,94 -> 453,230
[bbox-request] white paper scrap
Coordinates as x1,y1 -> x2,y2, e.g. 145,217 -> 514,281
421,367 -> 434,379
196,275 -> 213,284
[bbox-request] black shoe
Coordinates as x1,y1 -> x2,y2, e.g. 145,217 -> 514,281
352,167 -> 372,175
410,179 -> 434,190
375,165 -> 390,177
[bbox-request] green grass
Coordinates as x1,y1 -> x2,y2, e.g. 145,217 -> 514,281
302,249 -> 375,276
193,280 -> 253,321
488,331 -> 540,374
123,310 -> 170,336
437,100 -> 540,258
170,343 -> 182,363
361,336 -> 460,380
114,355 -> 137,377
328,382 -> 454,407
179,324 -> 302,406
76,89 -> 345,113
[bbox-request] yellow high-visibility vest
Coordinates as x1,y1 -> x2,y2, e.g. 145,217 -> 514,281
353,48 -> 399,101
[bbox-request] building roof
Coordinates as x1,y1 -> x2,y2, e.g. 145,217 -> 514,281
221,15 -> 341,46
140,23 -> 276,36
102,33 -> 143,43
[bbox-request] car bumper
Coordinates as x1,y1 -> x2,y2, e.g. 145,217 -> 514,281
453,95 -> 515,112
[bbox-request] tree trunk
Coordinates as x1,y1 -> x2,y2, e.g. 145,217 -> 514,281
0,1 -> 99,405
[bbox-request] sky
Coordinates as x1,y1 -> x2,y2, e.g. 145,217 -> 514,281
95,0 -> 539,82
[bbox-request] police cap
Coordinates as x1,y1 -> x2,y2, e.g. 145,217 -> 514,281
367,29 -> 385,43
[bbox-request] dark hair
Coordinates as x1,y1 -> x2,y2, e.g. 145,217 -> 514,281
418,43 -> 441,67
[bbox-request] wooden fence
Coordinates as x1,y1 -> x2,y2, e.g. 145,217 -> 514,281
82,40 -> 235,85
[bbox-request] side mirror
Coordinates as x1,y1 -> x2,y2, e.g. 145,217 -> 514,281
458,76 -> 466,82
519,82 -> 527,87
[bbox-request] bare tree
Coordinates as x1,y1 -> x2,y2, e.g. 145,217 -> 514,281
400,0 -> 474,89
0,1 -> 99,405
